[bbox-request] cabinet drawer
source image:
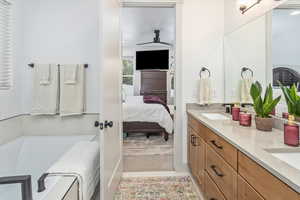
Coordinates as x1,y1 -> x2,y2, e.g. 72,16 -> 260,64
204,171 -> 226,200
238,152 -> 299,200
206,128 -> 237,170
238,175 -> 264,200
188,115 -> 206,140
206,145 -> 237,200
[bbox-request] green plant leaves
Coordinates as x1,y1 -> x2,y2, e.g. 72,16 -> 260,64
250,81 -> 262,101
251,81 -> 281,118
279,82 -> 300,116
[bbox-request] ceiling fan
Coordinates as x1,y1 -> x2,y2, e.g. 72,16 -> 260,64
136,30 -> 172,46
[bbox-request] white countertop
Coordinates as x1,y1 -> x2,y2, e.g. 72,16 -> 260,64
187,108 -> 300,193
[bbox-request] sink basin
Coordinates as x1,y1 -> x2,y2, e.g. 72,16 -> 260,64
265,148 -> 300,171
201,113 -> 229,120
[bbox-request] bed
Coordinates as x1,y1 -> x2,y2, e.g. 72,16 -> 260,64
123,96 -> 173,141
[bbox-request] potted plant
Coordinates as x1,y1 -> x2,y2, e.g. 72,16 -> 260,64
250,82 -> 281,131
279,83 -> 300,121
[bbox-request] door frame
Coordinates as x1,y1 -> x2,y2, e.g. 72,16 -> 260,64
119,0 -> 187,172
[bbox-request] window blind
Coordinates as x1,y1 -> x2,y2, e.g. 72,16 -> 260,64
0,0 -> 12,90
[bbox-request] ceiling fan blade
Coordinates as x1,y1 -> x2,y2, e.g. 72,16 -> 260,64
136,42 -> 154,45
159,41 -> 172,46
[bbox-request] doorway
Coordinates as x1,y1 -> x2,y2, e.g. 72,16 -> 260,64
121,6 -> 176,172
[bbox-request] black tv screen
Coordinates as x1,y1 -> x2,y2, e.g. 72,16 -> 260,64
136,50 -> 169,70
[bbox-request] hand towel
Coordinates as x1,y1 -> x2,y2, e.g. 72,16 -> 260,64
31,64 -> 59,115
39,64 -> 51,85
199,77 -> 212,105
60,64 -> 85,116
64,64 -> 78,85
240,78 -> 253,103
47,141 -> 100,200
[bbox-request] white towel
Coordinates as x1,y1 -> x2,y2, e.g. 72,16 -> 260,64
60,64 -> 85,116
199,77 -> 212,105
39,64 -> 51,85
47,141 -> 100,200
64,64 -> 78,85
31,64 -> 59,115
240,78 -> 253,103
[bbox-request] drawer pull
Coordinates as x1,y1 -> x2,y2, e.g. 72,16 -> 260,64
210,165 -> 224,177
210,140 -> 223,149
210,199 -> 217,200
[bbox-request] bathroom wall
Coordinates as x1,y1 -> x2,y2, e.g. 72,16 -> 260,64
224,0 -> 287,34
13,0 -> 100,136
20,0 -> 100,114
0,0 -> 101,142
181,0 -> 225,162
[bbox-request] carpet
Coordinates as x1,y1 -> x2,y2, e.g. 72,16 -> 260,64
114,176 -> 200,200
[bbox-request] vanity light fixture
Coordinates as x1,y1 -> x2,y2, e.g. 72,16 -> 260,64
240,0 -> 262,14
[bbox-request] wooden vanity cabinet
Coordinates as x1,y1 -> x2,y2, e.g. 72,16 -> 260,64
238,152 -> 300,200
188,116 -> 206,192
237,175 -> 264,200
187,114 -> 300,200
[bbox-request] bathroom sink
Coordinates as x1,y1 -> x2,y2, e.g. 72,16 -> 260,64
201,113 -> 229,120
265,148 -> 300,171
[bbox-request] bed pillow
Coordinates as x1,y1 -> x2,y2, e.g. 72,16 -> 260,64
126,96 -> 144,104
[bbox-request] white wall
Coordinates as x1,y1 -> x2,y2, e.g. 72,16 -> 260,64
1,0 -> 101,144
181,0 -> 225,162
224,15 -> 267,103
225,0 -> 287,34
20,0 -> 100,113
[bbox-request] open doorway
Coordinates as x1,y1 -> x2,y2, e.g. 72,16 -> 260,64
121,6 -> 176,172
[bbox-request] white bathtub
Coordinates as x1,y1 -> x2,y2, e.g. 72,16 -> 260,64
0,135 -> 96,200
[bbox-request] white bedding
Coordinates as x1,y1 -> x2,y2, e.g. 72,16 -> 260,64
123,102 -> 174,134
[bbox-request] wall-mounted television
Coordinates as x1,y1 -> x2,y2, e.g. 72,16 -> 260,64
136,50 -> 169,70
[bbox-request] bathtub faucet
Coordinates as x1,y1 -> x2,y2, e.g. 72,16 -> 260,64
37,173 -> 49,192
0,175 -> 33,200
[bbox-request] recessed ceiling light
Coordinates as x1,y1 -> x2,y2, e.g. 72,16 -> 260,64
290,10 -> 300,16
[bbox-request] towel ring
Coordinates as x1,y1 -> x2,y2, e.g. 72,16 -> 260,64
241,67 -> 253,79
199,67 -> 211,78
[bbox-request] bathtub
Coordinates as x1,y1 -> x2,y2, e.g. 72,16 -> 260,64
0,135 -> 96,200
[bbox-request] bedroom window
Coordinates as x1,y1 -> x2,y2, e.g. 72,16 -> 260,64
0,0 -> 13,90
122,57 -> 134,85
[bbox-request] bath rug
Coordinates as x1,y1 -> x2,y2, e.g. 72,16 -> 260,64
114,176 -> 200,200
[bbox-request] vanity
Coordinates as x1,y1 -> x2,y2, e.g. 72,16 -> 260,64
187,108 -> 300,200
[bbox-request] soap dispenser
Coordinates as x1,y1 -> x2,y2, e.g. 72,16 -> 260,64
284,115 -> 299,147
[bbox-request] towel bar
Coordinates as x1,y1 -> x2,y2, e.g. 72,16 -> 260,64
28,63 -> 89,68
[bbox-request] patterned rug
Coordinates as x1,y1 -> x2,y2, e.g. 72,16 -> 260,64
114,176 -> 200,200
123,134 -> 173,156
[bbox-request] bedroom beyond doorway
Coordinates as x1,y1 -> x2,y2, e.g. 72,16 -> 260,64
121,6 -> 176,172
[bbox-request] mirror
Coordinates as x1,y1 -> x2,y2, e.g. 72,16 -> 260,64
224,12 -> 269,103
224,0 -> 300,117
